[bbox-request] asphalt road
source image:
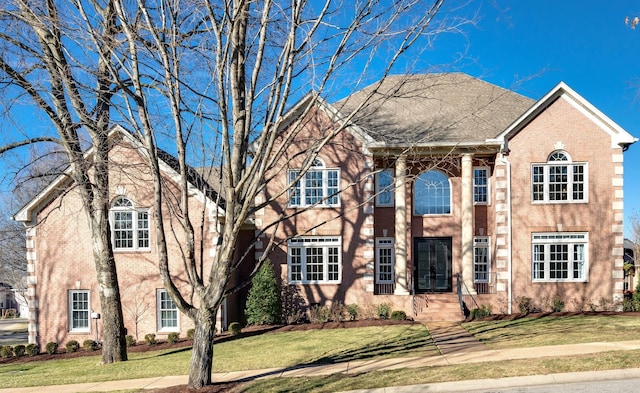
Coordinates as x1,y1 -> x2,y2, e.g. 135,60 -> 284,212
0,318 -> 28,345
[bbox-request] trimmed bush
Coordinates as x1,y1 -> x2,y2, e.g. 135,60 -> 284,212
144,333 -> 157,345
186,328 -> 195,341
346,304 -> 359,320
65,340 -> 80,353
516,296 -> 534,314
82,339 -> 99,351
551,295 -> 565,312
245,261 -> 282,325
45,342 -> 58,355
377,303 -> 391,319
390,310 -> 406,321
470,304 -> 492,319
0,345 -> 13,358
25,343 -> 39,357
167,332 -> 180,344
229,322 -> 242,336
126,335 -> 136,347
13,344 -> 26,357
308,304 -> 330,323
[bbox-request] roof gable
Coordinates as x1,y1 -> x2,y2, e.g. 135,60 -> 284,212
500,82 -> 637,149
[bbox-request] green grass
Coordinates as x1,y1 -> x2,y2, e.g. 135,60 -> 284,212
0,324 -> 434,388
462,315 -> 640,349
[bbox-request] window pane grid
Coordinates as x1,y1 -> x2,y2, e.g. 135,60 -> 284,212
159,290 -> 178,330
111,197 -> 150,250
531,156 -> 586,203
288,168 -> 340,207
473,168 -> 488,203
287,237 -> 341,283
532,233 -> 587,282
70,291 -> 89,331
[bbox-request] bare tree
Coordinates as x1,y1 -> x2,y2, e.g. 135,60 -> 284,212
1,0 -> 470,387
0,0 -> 128,363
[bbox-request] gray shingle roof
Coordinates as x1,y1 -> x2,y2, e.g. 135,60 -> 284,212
335,73 -> 535,145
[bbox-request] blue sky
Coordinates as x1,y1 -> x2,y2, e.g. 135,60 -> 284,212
430,1 -> 640,237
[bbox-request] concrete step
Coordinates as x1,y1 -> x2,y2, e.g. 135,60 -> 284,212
414,294 -> 464,321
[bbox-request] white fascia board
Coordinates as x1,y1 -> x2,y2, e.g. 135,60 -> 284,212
499,82 -> 637,148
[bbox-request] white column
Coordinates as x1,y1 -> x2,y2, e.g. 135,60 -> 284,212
461,153 -> 475,294
394,156 -> 409,295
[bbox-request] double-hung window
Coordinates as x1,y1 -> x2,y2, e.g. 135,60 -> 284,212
157,289 -> 179,331
110,196 -> 150,250
473,167 -> 489,204
287,236 -> 341,284
532,151 -> 587,203
532,232 -> 588,282
375,238 -> 395,284
473,237 -> 490,283
375,170 -> 394,206
69,290 -> 90,332
288,159 -> 340,207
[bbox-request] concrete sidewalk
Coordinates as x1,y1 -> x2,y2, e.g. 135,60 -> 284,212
5,323 -> 640,392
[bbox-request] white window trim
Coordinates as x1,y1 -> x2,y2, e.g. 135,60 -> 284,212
413,170 -> 452,216
287,236 -> 342,284
473,236 -> 490,283
531,152 -> 588,204
288,167 -> 341,208
375,169 -> 394,207
110,196 -> 151,251
375,238 -> 395,284
69,290 -> 90,333
157,289 -> 179,332
473,166 -> 490,205
531,232 -> 589,283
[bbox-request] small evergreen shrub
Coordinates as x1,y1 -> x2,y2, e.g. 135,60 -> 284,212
245,261 -> 282,325
25,343 -> 39,357
167,332 -> 180,344
551,295 -> 565,312
377,303 -> 392,319
0,346 -> 13,358
516,296 -> 534,314
308,304 -> 330,323
329,302 -> 347,322
13,344 -> 26,357
82,339 -> 99,351
229,322 -> 242,336
65,340 -> 80,353
45,342 -> 58,355
144,333 -> 157,345
186,328 -> 195,341
470,304 -> 492,319
126,335 -> 136,347
390,310 -> 407,321
346,304 -> 359,320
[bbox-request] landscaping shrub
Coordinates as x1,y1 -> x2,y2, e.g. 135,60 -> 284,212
13,344 -> 26,357
551,295 -> 565,312
346,304 -> 359,320
308,304 -> 330,323
329,302 -> 347,322
82,339 -> 99,351
186,328 -> 195,341
0,345 -> 13,358
245,261 -> 282,325
45,342 -> 58,355
515,296 -> 534,314
377,303 -> 391,319
145,333 -> 157,345
470,304 -> 492,319
126,335 -> 136,347
65,340 -> 80,353
25,343 -> 39,357
229,322 -> 242,336
390,310 -> 406,321
167,332 -> 180,344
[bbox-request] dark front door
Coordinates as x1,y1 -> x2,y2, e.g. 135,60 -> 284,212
414,237 -> 452,293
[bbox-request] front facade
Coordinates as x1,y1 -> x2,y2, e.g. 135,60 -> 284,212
257,73 -> 637,319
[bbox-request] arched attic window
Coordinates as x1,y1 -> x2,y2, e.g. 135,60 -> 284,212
414,170 -> 451,215
110,196 -> 150,250
532,150 -> 587,203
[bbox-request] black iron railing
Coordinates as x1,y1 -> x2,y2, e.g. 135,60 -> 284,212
456,273 -> 479,318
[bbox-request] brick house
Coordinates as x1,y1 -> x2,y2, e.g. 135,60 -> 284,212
13,73 -> 638,346
13,128 -> 254,346
255,73 -> 637,320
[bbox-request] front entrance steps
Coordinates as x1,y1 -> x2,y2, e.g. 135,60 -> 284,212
414,293 -> 465,321
423,321 -> 486,355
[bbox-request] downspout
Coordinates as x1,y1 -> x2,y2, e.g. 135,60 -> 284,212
498,152 -> 513,314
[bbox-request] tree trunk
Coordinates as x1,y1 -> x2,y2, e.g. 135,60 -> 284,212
188,308 -> 217,388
